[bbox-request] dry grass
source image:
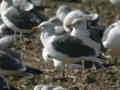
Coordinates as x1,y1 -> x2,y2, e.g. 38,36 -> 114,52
4,0 -> 120,90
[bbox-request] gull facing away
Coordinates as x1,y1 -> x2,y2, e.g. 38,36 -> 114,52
49,5 -> 74,26
0,75 -> 10,90
102,20 -> 120,57
34,21 -> 104,69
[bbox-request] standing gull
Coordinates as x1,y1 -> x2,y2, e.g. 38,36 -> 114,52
34,21 -> 104,69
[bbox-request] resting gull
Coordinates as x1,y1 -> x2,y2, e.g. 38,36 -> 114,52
63,10 -> 104,50
1,0 -> 48,34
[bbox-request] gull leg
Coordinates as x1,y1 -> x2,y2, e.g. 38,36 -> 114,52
83,57 -> 105,69
53,59 -> 66,78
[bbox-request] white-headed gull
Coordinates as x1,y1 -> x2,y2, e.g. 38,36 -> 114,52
49,5 -> 74,26
34,21 -> 104,69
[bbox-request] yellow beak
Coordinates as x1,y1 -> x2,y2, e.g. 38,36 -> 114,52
32,26 -> 39,32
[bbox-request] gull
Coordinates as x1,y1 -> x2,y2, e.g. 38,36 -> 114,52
34,21 -> 104,69
0,0 -> 48,37
49,5 -> 74,26
1,0 -> 47,33
66,18 -> 101,52
0,75 -> 10,90
102,20 -> 120,57
1,0 -> 48,50
63,10 -> 104,50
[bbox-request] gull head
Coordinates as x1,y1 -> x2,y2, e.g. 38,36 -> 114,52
63,10 -> 99,32
56,5 -> 73,22
32,21 -> 56,35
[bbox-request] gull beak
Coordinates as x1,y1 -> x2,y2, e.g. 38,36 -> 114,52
32,26 -> 39,32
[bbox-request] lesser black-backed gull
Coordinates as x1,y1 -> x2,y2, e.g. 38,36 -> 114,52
63,10 -> 104,50
1,0 -> 48,34
34,21 -> 104,68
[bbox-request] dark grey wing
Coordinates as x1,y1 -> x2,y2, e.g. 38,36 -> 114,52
0,75 -> 10,90
87,21 -> 105,43
89,26 -> 104,43
0,50 -> 26,72
52,35 -> 96,57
